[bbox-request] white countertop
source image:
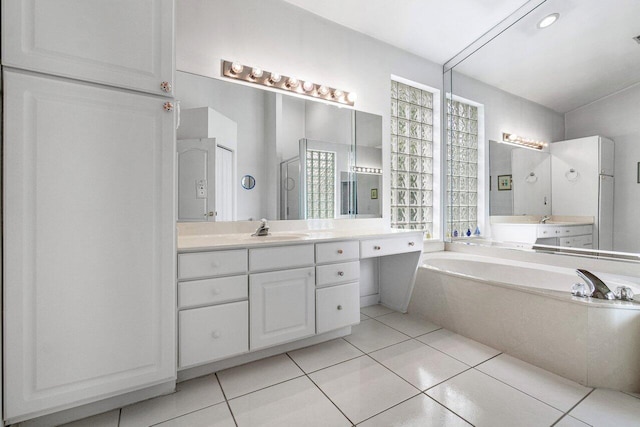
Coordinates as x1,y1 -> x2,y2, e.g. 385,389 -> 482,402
490,215 -> 594,226
177,225 -> 425,252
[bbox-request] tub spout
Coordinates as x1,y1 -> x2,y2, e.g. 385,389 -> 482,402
576,269 -> 615,300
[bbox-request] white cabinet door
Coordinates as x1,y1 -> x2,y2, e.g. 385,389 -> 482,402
2,0 -> 175,97
316,282 -> 360,334
3,70 -> 176,421
250,268 -> 315,350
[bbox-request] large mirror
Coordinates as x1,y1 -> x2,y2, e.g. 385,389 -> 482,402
448,0 -> 640,255
175,71 -> 382,222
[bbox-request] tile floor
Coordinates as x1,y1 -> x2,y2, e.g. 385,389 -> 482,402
60,306 -> 640,427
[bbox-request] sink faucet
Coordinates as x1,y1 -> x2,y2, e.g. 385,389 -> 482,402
540,215 -> 551,224
252,218 -> 270,237
576,269 -> 615,300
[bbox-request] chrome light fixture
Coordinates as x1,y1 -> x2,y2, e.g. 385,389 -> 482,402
221,60 -> 356,106
500,132 -> 547,150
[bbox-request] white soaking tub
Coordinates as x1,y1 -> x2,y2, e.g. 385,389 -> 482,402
408,251 -> 640,392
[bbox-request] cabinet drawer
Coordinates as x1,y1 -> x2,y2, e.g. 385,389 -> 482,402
360,234 -> 423,258
249,244 -> 314,272
559,234 -> 593,248
178,275 -> 247,309
179,301 -> 248,368
178,250 -> 248,280
316,261 -> 360,287
316,241 -> 360,264
316,282 -> 360,334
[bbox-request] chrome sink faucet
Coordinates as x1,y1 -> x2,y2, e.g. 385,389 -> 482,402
540,215 -> 551,224
252,218 -> 270,237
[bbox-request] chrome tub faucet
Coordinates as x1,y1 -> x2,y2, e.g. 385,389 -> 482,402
252,218 -> 270,237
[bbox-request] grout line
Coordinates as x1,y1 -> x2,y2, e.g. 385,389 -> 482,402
215,372 -> 239,427
148,403 -> 224,427
222,373 -> 307,401
471,351 -> 502,368
551,388 -> 596,427
370,315 -> 443,339
622,391 -> 640,401
285,353 -> 356,426
416,338 -> 497,368
471,366 -> 572,415
354,392 -> 423,425
117,408 -> 122,427
422,393 -> 476,426
364,353 -> 423,393
345,335 -> 414,355
423,366 -> 474,393
302,352 -> 365,375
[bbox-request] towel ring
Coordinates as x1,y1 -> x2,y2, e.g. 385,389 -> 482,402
525,172 -> 538,183
565,168 -> 579,181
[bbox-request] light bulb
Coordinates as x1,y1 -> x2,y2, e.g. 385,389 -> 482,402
346,92 -> 357,103
318,86 -> 329,96
508,134 -> 518,141
268,72 -> 282,84
333,89 -> 344,99
230,62 -> 244,74
250,67 -> 263,79
537,13 -> 559,29
302,81 -> 315,92
286,77 -> 299,89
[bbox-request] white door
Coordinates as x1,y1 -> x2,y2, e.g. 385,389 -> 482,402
249,268 -> 315,350
3,70 -> 176,422
215,146 -> 234,221
177,139 -> 216,221
2,0 -> 174,97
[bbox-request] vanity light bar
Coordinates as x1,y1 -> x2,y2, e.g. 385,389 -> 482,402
222,60 -> 356,106
501,132 -> 547,150
353,166 -> 382,174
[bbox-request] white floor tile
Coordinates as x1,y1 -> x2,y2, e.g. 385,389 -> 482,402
369,340 -> 468,390
217,353 -> 303,399
228,376 -> 350,427
360,304 -> 394,318
426,369 -> 562,427
375,312 -> 441,337
358,394 -> 471,427
154,402 -> 235,427
309,355 -> 418,424
554,415 -> 591,427
417,329 -> 500,366
59,410 -> 119,427
476,353 -> 591,411
344,319 -> 409,353
120,375 -> 224,427
570,388 -> 640,427
288,338 -> 363,373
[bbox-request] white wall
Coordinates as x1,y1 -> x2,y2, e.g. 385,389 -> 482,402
452,71 -> 565,236
177,0 -> 444,225
565,83 -> 640,253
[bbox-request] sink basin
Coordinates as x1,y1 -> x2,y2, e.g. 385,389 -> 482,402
248,233 -> 309,241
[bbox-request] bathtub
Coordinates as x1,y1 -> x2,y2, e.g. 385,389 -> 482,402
408,251 -> 640,392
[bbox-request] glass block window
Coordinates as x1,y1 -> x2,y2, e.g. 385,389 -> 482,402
306,149 -> 335,219
390,80 -> 435,233
447,99 -> 479,237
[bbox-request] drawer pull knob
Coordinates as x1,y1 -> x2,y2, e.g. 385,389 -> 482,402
374,246 -> 381,250
337,305 -> 343,310
160,81 -> 172,92
408,241 -> 415,246
337,249 -> 343,254
211,331 -> 220,339
338,271 -> 344,276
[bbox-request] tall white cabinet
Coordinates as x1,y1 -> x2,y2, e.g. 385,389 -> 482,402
2,0 -> 176,423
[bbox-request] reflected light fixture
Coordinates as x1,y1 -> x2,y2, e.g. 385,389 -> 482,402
221,60 -> 356,106
353,166 -> 382,175
500,132 -> 547,150
537,13 -> 559,29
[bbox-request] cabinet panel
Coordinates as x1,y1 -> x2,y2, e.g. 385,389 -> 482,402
249,244 -> 314,272
179,301 -> 248,368
360,234 -> 423,258
178,249 -> 247,280
316,282 -> 360,334
178,275 -> 247,309
250,268 -> 315,350
2,0 -> 175,96
316,261 -> 360,287
3,70 -> 176,420
315,240 -> 360,264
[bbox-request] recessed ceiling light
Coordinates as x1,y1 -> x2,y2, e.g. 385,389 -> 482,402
537,13 -> 559,29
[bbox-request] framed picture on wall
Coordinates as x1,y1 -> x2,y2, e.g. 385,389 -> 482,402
498,175 -> 512,191
371,188 -> 378,199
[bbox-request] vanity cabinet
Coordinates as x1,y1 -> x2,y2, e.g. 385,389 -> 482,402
3,70 -> 176,421
1,0 -> 175,97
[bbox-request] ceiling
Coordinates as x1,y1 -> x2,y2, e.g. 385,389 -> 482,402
282,0 -> 530,65
283,0 -> 640,114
